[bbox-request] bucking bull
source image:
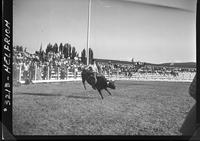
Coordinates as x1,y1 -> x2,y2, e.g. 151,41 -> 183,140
81,68 -> 116,99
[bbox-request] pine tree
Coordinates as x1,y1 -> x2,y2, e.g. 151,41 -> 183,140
81,49 -> 87,64
71,47 -> 77,59
89,48 -> 93,64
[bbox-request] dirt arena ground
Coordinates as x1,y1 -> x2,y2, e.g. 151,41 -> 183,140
13,80 -> 195,135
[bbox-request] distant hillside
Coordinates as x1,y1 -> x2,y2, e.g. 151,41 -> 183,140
95,58 -> 134,65
157,62 -> 196,68
95,58 -> 196,68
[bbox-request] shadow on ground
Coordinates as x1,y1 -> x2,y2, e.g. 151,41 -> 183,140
15,92 -> 96,99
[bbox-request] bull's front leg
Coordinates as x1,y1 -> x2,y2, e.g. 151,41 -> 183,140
98,89 -> 104,99
105,88 -> 112,95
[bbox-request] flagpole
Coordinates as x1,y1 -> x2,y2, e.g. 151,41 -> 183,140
87,0 -> 91,65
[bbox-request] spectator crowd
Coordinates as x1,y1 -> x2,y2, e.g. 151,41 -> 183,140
13,46 -> 196,83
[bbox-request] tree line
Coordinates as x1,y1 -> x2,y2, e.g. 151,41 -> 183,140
14,43 -> 94,65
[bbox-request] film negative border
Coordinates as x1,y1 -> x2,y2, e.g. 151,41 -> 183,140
1,0 -> 199,140
195,0 -> 200,139
2,0 -> 13,140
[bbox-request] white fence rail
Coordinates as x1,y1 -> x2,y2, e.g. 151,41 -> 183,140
13,64 -> 196,83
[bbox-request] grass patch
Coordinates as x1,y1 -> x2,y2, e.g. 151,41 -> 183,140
13,80 -> 195,135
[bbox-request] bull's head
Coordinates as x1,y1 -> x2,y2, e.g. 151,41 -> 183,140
107,80 -> 116,89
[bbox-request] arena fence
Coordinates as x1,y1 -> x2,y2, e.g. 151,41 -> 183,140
13,64 -> 196,84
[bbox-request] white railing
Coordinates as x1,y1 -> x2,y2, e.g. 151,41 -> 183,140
13,64 -> 196,83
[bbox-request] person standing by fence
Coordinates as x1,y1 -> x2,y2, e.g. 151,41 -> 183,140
29,60 -> 35,83
23,60 -> 30,84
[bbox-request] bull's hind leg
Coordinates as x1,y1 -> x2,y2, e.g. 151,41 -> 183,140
105,88 -> 112,95
98,90 -> 104,99
82,78 -> 86,90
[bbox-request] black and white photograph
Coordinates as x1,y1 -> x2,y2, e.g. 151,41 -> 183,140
11,0 -> 197,137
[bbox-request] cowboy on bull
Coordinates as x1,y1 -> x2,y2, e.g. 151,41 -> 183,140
85,59 -> 101,89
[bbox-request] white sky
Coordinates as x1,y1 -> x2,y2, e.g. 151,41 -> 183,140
13,0 -> 197,64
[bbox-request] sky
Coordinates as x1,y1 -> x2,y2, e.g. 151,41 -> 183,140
13,0 -> 197,64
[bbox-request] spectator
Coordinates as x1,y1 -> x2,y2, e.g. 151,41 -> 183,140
29,60 -> 35,82
23,60 -> 30,84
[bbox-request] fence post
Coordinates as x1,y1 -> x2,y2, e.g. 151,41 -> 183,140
19,64 -> 21,82
58,67 -> 60,80
35,64 -> 37,81
66,68 -> 68,80
117,70 -> 119,79
47,66 -> 49,80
